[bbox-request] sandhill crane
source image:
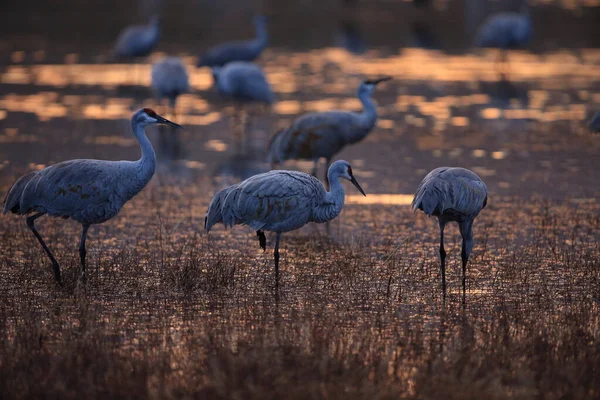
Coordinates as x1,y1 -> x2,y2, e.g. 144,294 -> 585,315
114,16 -> 160,84
197,15 -> 268,68
114,16 -> 160,59
2,108 -> 181,284
475,4 -> 531,74
268,77 -> 390,183
151,56 -> 190,112
213,61 -> 274,104
213,61 -> 274,150
205,160 -> 366,285
589,112 -> 600,133
412,167 -> 488,303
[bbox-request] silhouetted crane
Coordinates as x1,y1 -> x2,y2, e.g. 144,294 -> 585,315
205,160 -> 366,285
2,108 -> 181,284
151,56 -> 190,112
213,61 -> 274,150
412,167 -> 488,303
475,4 -> 531,74
114,16 -> 160,59
268,77 -> 390,183
197,15 -> 268,68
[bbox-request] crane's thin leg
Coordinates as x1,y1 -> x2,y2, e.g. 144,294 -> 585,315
241,107 -> 249,152
459,220 -> 474,305
496,50 -> 509,79
79,224 -> 90,283
274,233 -> 281,288
257,230 -> 266,251
438,219 -> 446,300
26,212 -> 61,284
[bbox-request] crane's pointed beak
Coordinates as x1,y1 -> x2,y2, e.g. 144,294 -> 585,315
373,76 -> 392,85
350,176 -> 366,196
364,76 -> 392,86
156,114 -> 183,129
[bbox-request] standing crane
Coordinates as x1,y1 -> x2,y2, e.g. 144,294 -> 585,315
151,57 -> 189,162
197,15 -> 268,68
2,108 -> 181,284
151,56 -> 190,112
113,16 -> 160,84
114,15 -> 160,59
268,77 -> 390,183
475,4 -> 531,74
212,61 -> 274,104
213,61 -> 274,150
412,167 -> 488,303
205,160 -> 366,285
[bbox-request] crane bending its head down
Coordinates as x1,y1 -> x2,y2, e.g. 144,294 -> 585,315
205,160 -> 365,286
2,108 -> 181,285
412,167 -> 487,303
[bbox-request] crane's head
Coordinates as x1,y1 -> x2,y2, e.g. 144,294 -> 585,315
330,160 -> 366,196
359,76 -> 392,96
133,108 -> 183,128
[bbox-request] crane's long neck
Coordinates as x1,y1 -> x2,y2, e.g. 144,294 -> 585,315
311,172 -> 345,223
146,19 -> 160,44
349,87 -> 378,142
253,21 -> 268,49
132,122 -> 156,192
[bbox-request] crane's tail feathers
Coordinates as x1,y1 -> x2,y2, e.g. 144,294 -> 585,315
2,171 -> 37,215
412,187 -> 444,216
205,185 -> 240,232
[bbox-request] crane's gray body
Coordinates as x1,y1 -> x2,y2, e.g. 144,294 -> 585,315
412,167 -> 488,221
3,159 -> 152,225
206,170 -> 342,234
115,17 -> 160,58
412,167 -> 488,302
476,11 -> 530,50
267,78 -> 388,177
268,109 -> 373,164
152,56 -> 189,107
197,16 -> 268,67
213,61 -> 274,104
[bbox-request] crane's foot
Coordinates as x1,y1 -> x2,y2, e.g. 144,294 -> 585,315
257,230 -> 266,251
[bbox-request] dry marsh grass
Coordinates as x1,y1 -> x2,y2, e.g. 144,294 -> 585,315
0,187 -> 598,399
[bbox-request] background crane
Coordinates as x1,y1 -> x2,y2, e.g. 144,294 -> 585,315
151,56 -> 190,112
2,108 -> 181,284
114,15 -> 160,58
412,167 -> 488,303
213,61 -> 274,151
197,15 -> 268,69
267,77 -> 390,183
113,15 -> 160,83
475,4 -> 531,75
205,160 -> 366,286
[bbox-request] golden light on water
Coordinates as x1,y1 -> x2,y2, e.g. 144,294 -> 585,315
347,194 -> 413,205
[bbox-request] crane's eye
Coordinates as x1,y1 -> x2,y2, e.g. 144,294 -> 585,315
348,166 -> 353,176
143,108 -> 157,117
